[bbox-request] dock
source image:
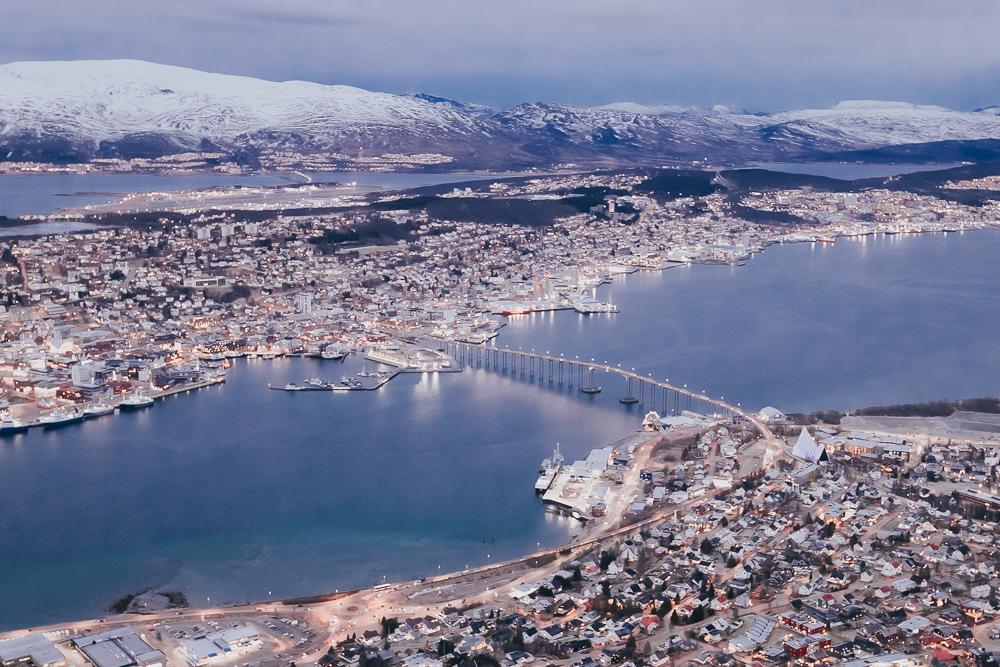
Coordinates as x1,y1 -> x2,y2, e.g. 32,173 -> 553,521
541,433 -> 651,520
12,376 -> 227,432
268,372 -> 399,392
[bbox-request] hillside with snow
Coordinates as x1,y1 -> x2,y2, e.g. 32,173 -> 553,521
1,60 -> 999,169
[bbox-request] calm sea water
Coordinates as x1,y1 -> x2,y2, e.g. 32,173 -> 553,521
0,164 -> 952,218
0,229 -> 998,630
0,171 -> 510,218
0,355 -> 636,630
499,230 -> 1000,412
751,162 -> 959,180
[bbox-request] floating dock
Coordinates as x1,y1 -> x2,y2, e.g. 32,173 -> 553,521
268,372 -> 398,392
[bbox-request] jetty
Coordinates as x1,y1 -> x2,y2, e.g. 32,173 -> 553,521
268,372 -> 399,392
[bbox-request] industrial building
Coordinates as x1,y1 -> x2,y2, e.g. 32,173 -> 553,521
180,625 -> 262,666
0,634 -> 65,667
71,627 -> 163,667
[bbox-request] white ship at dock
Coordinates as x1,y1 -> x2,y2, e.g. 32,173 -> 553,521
535,443 -> 564,494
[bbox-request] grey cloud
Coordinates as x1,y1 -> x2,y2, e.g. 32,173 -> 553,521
1,0 -> 998,110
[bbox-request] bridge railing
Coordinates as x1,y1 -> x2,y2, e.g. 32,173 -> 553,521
442,340 -> 773,440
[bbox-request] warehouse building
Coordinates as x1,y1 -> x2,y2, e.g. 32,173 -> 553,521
0,634 -> 66,667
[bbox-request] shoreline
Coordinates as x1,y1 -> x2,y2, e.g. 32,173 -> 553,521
0,226 -> 997,636
0,420 -> 772,641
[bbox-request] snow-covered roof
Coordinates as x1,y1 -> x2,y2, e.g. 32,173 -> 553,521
758,406 -> 786,421
792,427 -> 826,463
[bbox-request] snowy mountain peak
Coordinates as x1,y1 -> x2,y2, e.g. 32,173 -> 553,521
1,59 -> 998,168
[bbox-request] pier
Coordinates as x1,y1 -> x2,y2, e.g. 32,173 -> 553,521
268,372 -> 399,392
443,341 -> 774,440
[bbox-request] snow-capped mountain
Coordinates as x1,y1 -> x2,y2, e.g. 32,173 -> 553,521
1,59 -> 999,168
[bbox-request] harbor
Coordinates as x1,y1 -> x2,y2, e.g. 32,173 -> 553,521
269,370 -> 398,392
1,231 -> 999,630
536,433 -> 658,522
1,375 -> 227,434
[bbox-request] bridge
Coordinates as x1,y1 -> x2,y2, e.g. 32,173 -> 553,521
443,341 -> 775,441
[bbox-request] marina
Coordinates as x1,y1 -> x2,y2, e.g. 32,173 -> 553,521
269,371 -> 398,392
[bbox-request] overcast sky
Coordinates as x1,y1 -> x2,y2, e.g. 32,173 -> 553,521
4,0 -> 999,111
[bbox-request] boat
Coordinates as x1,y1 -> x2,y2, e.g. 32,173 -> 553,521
38,408 -> 85,429
535,443 -> 564,494
357,363 -> 380,378
120,394 -> 154,410
0,413 -> 28,435
83,403 -> 115,419
337,376 -> 363,389
278,378 -> 334,391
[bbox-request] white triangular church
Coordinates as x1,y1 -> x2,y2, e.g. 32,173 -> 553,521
792,427 -> 828,463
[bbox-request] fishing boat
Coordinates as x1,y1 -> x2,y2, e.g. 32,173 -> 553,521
38,408 -> 85,429
120,394 -> 154,410
83,403 -> 115,419
0,413 -> 28,435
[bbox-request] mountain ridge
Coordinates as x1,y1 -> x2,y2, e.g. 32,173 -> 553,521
2,59 -> 999,169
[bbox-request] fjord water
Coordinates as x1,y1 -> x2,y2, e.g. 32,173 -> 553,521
0,171 -> 505,218
0,163 -> 948,218
1,229 -> 999,630
500,230 -> 1000,412
0,357 -> 633,629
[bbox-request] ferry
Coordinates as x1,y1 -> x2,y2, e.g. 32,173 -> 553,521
535,443 -> 564,494
0,413 -> 28,435
120,394 -> 154,411
83,403 -> 115,419
38,408 -> 85,429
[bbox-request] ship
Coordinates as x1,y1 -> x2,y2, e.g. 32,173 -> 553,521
120,394 -> 154,410
38,408 -> 85,428
0,413 -> 28,435
83,403 -> 115,419
535,442 -> 564,494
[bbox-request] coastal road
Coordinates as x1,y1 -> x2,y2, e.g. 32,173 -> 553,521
0,423 -> 780,667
